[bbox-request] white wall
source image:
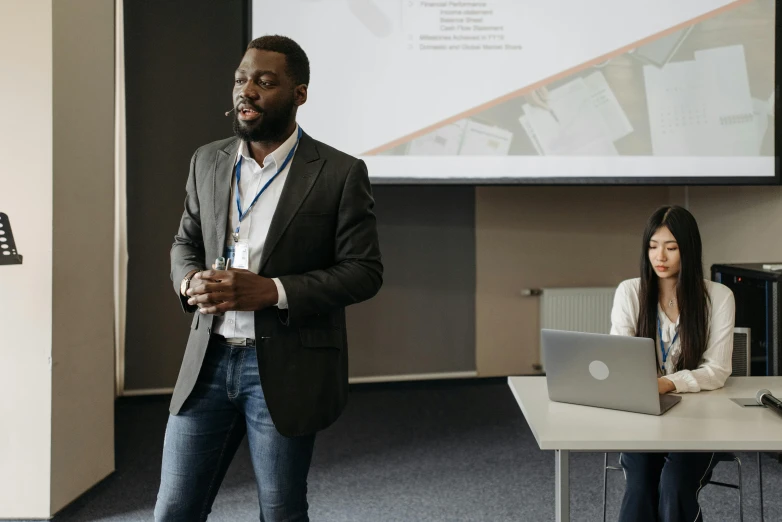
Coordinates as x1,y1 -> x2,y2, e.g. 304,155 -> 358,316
686,186 -> 782,270
51,0 -> 116,512
0,0 -> 116,517
475,186 -> 670,375
0,0 -> 54,517
477,184 -> 782,377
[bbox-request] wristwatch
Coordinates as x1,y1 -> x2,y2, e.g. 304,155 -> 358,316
180,270 -> 198,296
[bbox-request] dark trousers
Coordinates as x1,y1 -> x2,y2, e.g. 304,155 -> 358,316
618,452 -> 717,522
154,338 -> 316,522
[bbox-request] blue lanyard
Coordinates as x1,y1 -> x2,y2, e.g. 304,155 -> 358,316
234,126 -> 302,237
657,316 -> 679,368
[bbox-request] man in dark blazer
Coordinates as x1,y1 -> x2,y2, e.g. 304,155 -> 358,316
154,35 -> 382,522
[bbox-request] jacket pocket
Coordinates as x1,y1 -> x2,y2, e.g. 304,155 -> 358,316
298,327 -> 339,349
191,313 -> 200,330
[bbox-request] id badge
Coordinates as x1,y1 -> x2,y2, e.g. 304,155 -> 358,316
233,240 -> 250,269
224,241 -> 250,270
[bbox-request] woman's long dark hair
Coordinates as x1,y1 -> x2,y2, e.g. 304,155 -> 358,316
637,206 -> 710,371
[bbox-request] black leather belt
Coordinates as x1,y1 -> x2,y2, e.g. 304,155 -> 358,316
212,334 -> 256,347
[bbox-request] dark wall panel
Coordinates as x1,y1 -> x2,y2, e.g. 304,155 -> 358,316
124,0 -> 248,390
347,186 -> 476,378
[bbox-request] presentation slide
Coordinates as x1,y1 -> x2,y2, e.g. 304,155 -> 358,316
253,0 -> 777,183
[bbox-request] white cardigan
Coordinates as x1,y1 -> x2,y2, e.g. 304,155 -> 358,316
610,278 -> 736,393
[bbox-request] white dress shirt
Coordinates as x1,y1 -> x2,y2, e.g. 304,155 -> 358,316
610,278 -> 735,393
213,125 -> 300,340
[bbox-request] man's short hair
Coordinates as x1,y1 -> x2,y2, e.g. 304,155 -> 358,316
247,35 -> 310,86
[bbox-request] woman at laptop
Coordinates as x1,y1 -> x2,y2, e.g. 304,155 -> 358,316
610,205 -> 735,522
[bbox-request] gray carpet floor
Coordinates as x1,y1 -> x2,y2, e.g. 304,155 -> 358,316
12,379 -> 781,521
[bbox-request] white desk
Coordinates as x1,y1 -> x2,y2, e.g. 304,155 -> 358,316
508,376 -> 782,522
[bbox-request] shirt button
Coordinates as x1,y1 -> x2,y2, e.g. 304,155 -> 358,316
228,319 -> 234,325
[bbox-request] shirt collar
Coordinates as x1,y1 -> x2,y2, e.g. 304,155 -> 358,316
657,303 -> 681,328
235,124 -> 300,169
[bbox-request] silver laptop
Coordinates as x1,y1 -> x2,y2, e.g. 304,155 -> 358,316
542,329 -> 681,415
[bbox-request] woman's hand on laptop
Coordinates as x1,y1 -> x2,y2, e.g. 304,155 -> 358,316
657,377 -> 676,395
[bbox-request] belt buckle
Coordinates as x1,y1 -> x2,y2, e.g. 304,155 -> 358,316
224,337 -> 255,347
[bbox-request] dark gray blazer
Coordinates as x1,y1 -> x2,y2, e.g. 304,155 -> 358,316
170,131 -> 383,436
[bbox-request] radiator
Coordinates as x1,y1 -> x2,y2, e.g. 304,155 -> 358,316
539,287 -> 616,370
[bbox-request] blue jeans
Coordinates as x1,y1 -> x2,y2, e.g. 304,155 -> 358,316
154,338 -> 316,522
618,452 -> 717,522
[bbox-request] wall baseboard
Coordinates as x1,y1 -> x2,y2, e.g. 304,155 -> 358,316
121,387 -> 175,397
348,371 -> 478,384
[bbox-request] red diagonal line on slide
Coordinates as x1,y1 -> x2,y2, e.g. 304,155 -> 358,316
362,0 -> 750,156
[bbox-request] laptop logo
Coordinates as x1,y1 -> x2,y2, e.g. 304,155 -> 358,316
589,360 -> 610,380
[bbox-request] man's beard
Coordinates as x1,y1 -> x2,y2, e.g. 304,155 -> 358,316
232,99 -> 295,142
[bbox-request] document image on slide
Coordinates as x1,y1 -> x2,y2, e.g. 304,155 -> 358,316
378,0 -> 774,159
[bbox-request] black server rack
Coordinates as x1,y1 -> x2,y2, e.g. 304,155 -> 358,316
712,263 -> 782,377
